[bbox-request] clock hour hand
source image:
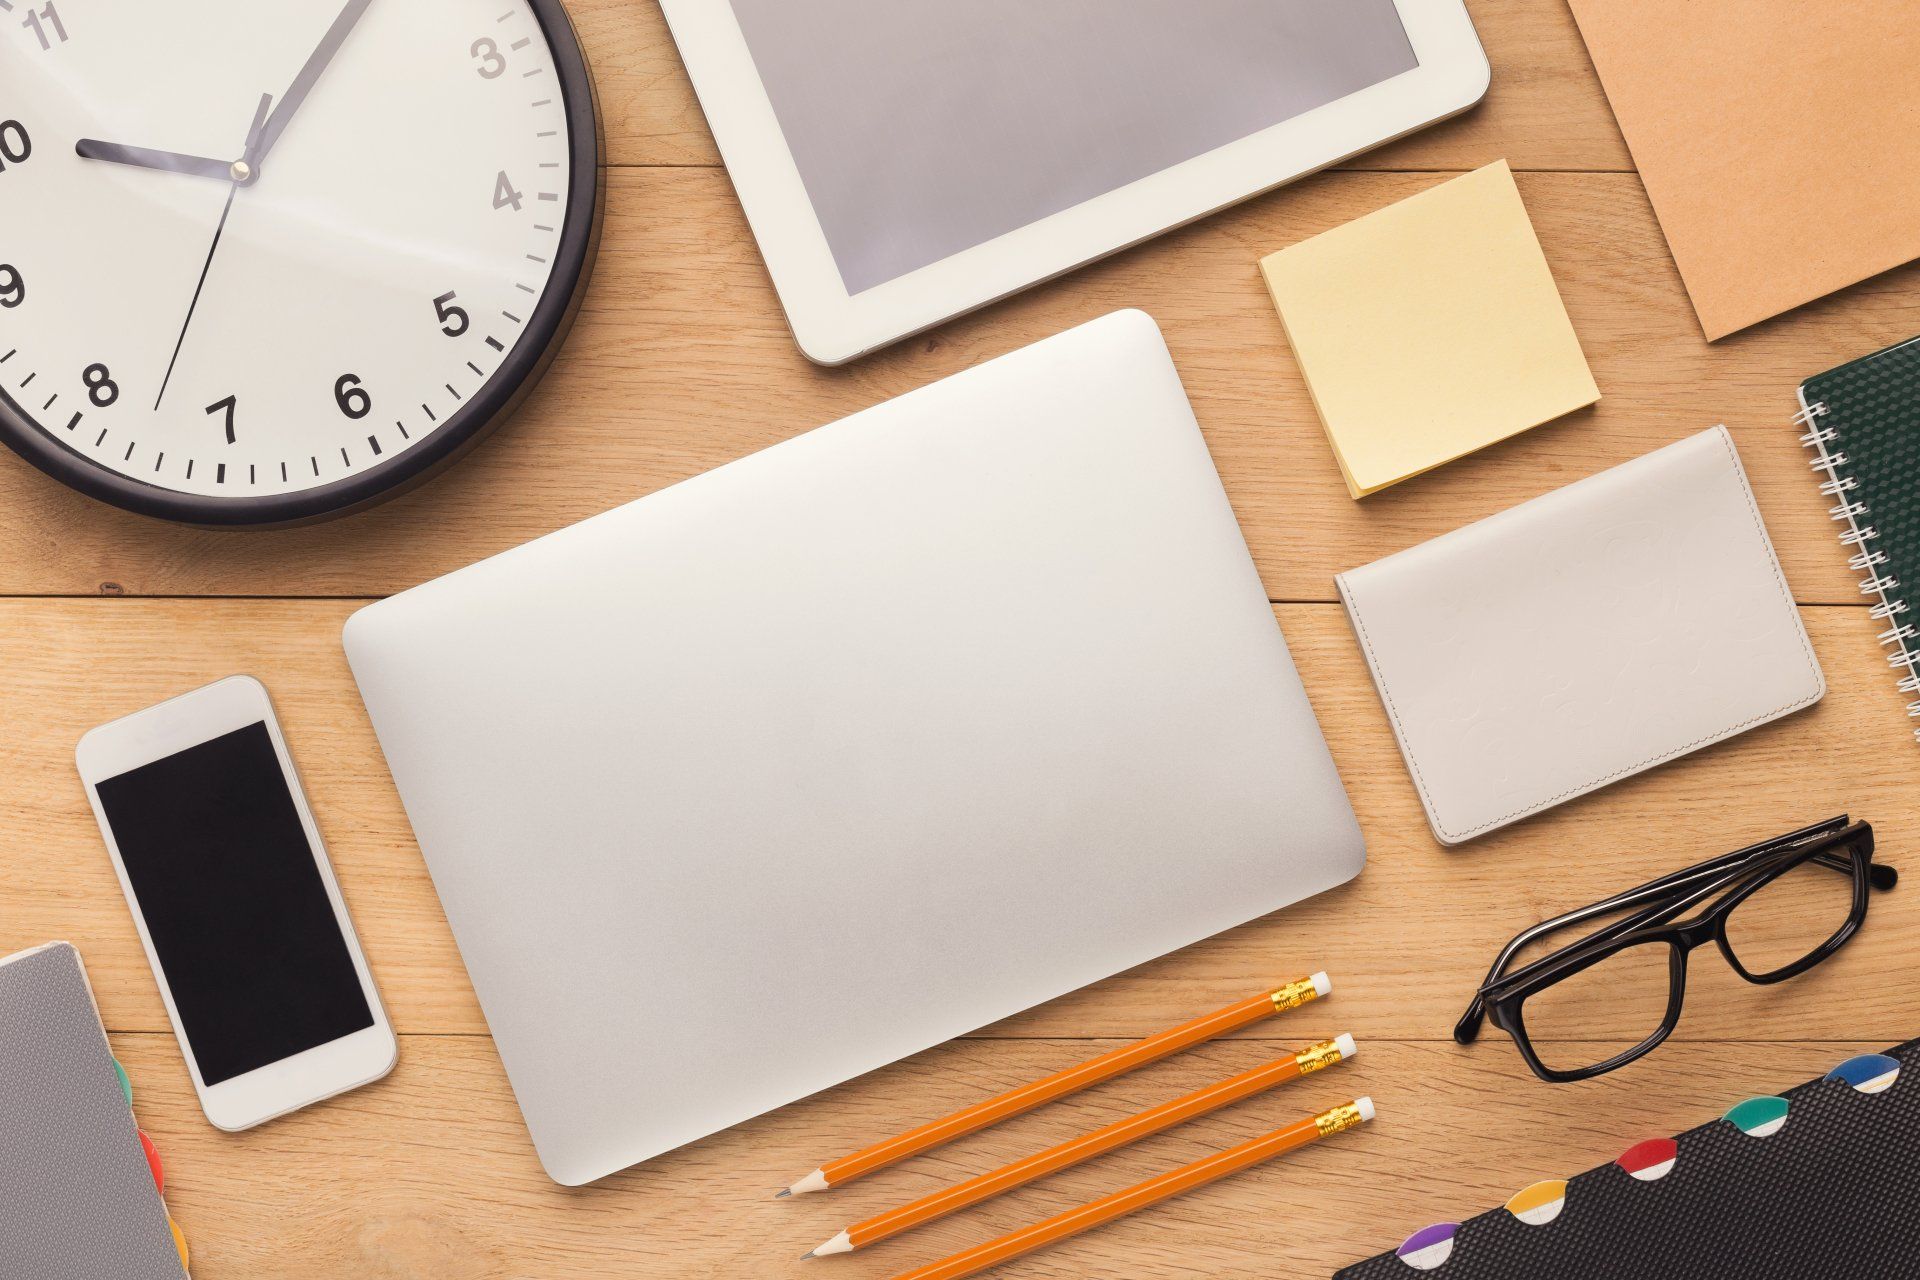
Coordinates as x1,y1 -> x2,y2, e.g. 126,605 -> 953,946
254,0 -> 375,164
74,139 -> 236,183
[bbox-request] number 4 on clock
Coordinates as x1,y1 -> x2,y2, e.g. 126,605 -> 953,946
21,2 -> 70,50
493,170 -> 523,212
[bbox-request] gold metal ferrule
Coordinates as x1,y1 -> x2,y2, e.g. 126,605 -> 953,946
1294,1038 -> 1344,1075
1268,975 -> 1321,1014
1313,1101 -> 1366,1138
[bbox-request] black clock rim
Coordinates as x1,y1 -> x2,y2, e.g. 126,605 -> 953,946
0,0 -> 602,530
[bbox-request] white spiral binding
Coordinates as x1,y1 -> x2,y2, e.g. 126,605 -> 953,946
1799,397 -> 1920,740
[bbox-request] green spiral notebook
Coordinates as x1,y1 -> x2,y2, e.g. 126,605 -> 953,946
1798,335 -> 1920,740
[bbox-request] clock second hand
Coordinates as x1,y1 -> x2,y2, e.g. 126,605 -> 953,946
152,93 -> 273,412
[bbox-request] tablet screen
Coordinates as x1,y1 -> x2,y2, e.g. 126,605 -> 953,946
728,1 -> 1418,294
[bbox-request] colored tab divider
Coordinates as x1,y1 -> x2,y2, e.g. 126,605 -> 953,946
1827,1054 -> 1901,1094
1724,1096 -> 1789,1138
1385,1045 -> 1908,1271
1504,1179 -> 1567,1226
113,1055 -> 190,1274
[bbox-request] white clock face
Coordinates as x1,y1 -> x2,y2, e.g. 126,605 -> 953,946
0,0 -> 586,514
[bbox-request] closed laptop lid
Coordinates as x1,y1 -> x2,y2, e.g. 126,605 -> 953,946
343,309 -> 1363,1184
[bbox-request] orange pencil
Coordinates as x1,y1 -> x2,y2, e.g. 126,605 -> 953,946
778,972 -> 1330,1197
806,1033 -> 1355,1257
883,1098 -> 1374,1280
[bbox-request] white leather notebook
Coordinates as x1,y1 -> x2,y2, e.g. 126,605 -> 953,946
1337,427 -> 1823,845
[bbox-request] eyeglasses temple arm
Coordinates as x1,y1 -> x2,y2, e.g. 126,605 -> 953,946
1453,862 -> 1752,1044
1813,848 -> 1898,891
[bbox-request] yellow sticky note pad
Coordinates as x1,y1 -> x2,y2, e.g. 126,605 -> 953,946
1259,160 -> 1598,498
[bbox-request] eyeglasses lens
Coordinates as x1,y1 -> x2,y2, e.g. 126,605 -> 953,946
1517,940 -> 1675,1075
1723,851 -> 1858,978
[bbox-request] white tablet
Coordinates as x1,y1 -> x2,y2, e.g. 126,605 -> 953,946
661,1 -> 1489,364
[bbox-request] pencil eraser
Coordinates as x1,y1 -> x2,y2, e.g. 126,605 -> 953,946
1357,1096 -> 1376,1122
1311,971 -> 1332,998
1336,1032 -> 1357,1060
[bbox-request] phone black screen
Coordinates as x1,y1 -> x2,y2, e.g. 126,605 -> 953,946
94,721 -> 373,1085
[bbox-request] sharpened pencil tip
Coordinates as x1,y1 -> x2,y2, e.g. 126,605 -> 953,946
810,1229 -> 855,1257
774,1188 -> 791,1198
801,1249 -> 816,1260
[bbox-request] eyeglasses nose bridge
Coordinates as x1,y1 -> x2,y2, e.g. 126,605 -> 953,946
1672,916 -> 1718,951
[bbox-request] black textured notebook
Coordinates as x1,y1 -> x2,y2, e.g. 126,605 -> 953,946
1336,1038 -> 1920,1278
1798,336 -> 1920,741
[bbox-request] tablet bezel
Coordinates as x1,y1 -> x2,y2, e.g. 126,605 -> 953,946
660,1 -> 1490,364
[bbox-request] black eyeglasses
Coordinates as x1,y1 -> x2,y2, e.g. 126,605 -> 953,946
1455,816 -> 1895,1083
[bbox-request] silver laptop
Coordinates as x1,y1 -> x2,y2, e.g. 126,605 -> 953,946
344,309 -> 1363,1185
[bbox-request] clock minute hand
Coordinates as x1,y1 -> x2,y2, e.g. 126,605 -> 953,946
254,0 -> 375,164
74,139 -> 235,183
152,93 -> 273,412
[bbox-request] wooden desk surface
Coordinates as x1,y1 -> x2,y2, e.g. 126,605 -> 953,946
5,3 -> 1917,1276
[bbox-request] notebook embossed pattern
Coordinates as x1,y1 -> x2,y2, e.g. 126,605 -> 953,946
1337,1038 -> 1920,1278
0,943 -> 189,1279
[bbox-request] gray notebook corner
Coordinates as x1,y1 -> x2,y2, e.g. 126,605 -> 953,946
0,942 -> 188,1279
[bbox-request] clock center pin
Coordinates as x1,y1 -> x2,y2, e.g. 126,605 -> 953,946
229,160 -> 253,184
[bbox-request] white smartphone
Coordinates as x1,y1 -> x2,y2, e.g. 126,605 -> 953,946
76,675 -> 396,1130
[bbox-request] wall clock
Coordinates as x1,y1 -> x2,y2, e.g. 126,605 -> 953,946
0,0 -> 601,526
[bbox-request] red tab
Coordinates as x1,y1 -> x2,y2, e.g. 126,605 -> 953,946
1616,1136 -> 1678,1182
138,1128 -> 163,1194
